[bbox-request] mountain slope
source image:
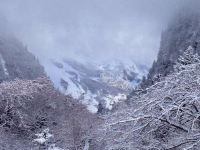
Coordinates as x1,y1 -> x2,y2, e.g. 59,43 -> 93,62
0,34 -> 100,150
0,77 -> 99,150
141,10 -> 200,88
48,59 -> 147,113
89,46 -> 200,150
0,35 -> 45,82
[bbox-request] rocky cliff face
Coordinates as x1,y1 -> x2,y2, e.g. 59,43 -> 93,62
141,10 -> 200,88
0,35 -> 45,82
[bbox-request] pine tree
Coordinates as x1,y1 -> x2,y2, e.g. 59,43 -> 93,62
174,45 -> 200,71
91,46 -> 200,149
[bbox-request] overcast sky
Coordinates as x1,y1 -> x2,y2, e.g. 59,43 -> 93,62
0,0 -> 197,66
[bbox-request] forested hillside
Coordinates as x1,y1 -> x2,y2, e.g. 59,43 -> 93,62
0,35 -> 45,82
89,46 -> 200,150
142,10 -> 200,88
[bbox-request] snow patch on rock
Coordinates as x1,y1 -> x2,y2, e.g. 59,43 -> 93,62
0,53 -> 9,76
103,93 -> 127,110
33,128 -> 53,145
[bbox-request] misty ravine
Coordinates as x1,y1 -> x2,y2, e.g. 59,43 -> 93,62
0,0 -> 200,150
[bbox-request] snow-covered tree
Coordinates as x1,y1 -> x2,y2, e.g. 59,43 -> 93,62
89,46 -> 200,150
0,77 -> 100,150
174,45 -> 200,71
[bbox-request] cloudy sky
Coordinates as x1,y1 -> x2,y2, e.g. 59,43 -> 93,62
0,0 -> 196,66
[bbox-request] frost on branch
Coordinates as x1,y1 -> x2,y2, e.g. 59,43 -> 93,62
0,77 -> 50,132
90,46 -> 200,150
0,77 -> 100,150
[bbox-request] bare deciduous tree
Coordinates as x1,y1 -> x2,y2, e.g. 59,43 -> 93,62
90,46 -> 200,150
0,77 -> 100,150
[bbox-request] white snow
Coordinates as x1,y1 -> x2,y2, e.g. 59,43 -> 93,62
33,128 -> 53,144
33,128 -> 64,150
81,90 -> 99,113
45,58 -> 147,113
44,59 -> 85,99
48,144 -> 64,150
98,60 -> 147,90
0,54 -> 9,76
103,93 -> 127,110
83,139 -> 90,150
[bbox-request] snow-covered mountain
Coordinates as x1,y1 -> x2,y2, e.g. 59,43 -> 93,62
46,58 -> 148,113
141,11 -> 200,88
0,35 -> 45,82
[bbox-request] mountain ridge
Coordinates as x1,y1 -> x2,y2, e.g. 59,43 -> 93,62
0,35 -> 45,82
48,58 -> 147,113
141,10 -> 200,88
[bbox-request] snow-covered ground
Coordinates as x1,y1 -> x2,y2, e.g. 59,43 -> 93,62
33,128 -> 64,150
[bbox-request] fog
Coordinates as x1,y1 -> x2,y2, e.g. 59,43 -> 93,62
0,0 -> 198,66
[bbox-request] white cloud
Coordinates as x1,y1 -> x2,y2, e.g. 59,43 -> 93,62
0,0 -> 198,66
